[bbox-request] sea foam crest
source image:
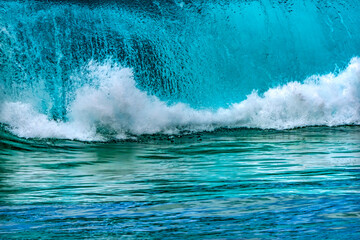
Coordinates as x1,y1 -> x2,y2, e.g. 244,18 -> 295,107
1,58 -> 359,141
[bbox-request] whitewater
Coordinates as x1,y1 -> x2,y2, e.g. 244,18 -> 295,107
1,57 -> 359,141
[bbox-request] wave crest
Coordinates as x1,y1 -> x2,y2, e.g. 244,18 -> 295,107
1,58 -> 359,141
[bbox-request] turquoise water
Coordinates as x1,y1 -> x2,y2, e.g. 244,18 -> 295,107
1,0 -> 360,238
1,127 -> 360,238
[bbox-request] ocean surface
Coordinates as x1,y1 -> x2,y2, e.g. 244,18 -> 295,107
1,0 -> 360,239
1,127 -> 360,239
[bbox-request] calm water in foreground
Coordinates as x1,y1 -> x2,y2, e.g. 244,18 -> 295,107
1,126 -> 360,239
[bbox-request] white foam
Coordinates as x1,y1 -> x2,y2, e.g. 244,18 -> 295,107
1,58 -> 359,141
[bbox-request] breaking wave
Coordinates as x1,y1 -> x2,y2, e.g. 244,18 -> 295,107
1,58 -> 359,141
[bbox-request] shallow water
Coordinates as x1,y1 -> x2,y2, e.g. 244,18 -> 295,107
1,126 -> 360,239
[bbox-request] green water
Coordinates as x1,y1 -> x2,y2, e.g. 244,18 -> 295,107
1,126 -> 360,239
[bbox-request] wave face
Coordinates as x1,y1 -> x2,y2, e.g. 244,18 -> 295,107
0,0 -> 360,140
